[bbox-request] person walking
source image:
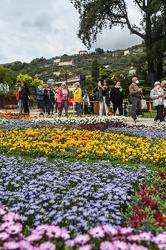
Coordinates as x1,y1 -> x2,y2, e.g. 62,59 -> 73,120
57,82 -> 70,117
73,82 -> 82,116
150,81 -> 165,125
20,82 -> 30,114
129,77 -> 142,122
16,86 -> 23,113
102,80 -> 110,116
110,81 -> 123,115
161,80 -> 166,118
36,85 -> 45,116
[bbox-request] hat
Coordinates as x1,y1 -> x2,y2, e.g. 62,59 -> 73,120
75,82 -> 80,87
154,81 -> 161,86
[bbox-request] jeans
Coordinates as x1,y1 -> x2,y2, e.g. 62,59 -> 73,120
75,102 -> 82,116
154,105 -> 164,122
58,99 -> 68,116
18,99 -> 23,113
131,96 -> 141,120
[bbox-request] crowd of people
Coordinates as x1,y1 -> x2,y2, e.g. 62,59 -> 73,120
15,77 -> 166,123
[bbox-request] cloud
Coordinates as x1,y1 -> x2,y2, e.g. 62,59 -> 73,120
0,0 -> 142,64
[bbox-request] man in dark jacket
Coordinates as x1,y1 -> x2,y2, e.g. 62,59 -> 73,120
20,82 -> 30,114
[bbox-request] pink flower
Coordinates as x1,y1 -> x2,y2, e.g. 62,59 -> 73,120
102,225 -> 117,236
46,225 -> 62,238
19,240 -> 34,250
3,241 -> 20,250
3,212 -> 20,223
61,229 -> 70,240
139,232 -> 153,241
65,239 -> 75,247
39,241 -> 56,250
129,243 -> 149,250
113,240 -> 129,250
78,244 -> 93,250
100,241 -> 114,250
0,232 -> 9,241
90,226 -> 105,238
74,234 -> 90,245
26,232 -> 43,242
6,223 -> 22,234
119,227 -> 133,235
153,233 -> 166,244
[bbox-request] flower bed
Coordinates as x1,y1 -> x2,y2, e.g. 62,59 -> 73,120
0,127 -> 166,167
0,116 -> 166,249
4,104 -> 18,110
0,204 -> 165,250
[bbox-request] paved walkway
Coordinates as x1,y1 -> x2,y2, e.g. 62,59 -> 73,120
0,109 -> 157,127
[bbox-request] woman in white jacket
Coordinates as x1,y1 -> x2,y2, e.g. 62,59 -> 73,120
150,81 -> 165,124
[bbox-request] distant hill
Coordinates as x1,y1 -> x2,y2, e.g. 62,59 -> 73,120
2,43 -> 145,83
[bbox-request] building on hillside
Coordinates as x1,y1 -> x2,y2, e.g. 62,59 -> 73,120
58,60 -> 73,66
124,50 -> 130,56
53,59 -> 61,63
79,50 -> 88,55
53,71 -> 61,76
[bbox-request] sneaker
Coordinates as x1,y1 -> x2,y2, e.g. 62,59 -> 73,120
153,121 -> 158,125
159,121 -> 165,125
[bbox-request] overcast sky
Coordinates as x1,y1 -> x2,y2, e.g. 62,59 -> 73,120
0,0 -> 142,64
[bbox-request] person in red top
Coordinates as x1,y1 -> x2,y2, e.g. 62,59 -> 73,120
16,87 -> 23,113
57,82 -> 70,117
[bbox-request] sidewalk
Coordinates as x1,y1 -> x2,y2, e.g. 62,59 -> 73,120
0,109 -> 157,127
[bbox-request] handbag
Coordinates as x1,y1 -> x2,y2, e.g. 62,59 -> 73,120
141,98 -> 147,110
164,99 -> 166,108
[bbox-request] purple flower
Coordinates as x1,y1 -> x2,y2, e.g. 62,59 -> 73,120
127,235 -> 141,241
0,232 -> 9,241
129,244 -> 149,250
46,225 -> 61,238
65,239 -> 75,247
3,212 -> 20,222
78,244 -> 93,250
39,241 -> 56,250
100,241 -> 114,250
0,207 -> 7,216
102,225 -> 117,236
6,223 -> 22,234
74,234 -> 90,245
19,240 -> 34,250
90,226 -> 105,238
153,233 -> 166,244
119,227 -> 133,235
113,240 -> 129,250
3,241 -> 20,250
139,232 -> 153,242
26,232 -> 43,242
61,229 -> 70,240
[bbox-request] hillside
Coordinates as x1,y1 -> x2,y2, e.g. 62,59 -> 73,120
2,44 -> 145,83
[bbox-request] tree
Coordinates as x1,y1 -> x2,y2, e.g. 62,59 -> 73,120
16,74 -> 42,95
91,58 -> 99,82
71,0 -> 166,85
0,66 -> 15,92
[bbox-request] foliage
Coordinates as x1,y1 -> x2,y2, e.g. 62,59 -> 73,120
0,66 -> 15,91
71,0 -> 166,84
91,58 -> 99,82
122,171 -> 166,235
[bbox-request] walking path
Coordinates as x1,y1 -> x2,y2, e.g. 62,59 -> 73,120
0,109 -> 157,127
